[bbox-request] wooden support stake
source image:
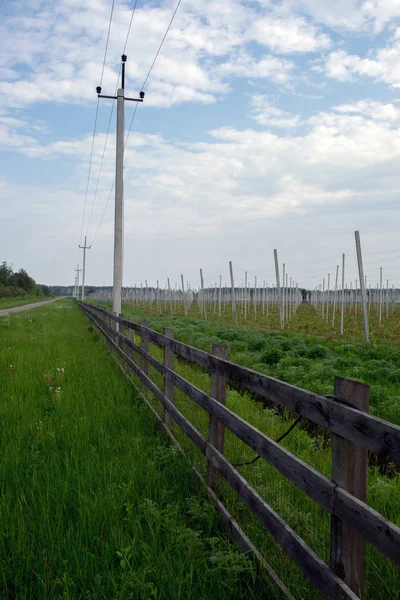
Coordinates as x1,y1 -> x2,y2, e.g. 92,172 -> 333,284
208,344 -> 228,491
141,319 -> 149,394
163,327 -> 174,426
330,376 -> 369,598
127,317 -> 135,376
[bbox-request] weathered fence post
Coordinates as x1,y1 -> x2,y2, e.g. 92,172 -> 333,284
330,376 -> 369,598
118,313 -> 124,351
140,319 -> 149,393
208,344 -> 228,490
163,328 -> 174,426
127,317 -> 135,375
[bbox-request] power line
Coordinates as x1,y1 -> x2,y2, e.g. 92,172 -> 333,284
122,0 -> 139,55
91,0 -> 183,245
77,0 -> 116,255
91,181 -> 115,245
86,0 -> 139,241
125,0 -> 183,146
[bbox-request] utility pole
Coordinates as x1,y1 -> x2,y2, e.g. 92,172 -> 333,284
75,265 -> 82,300
79,236 -> 91,301
96,55 -> 144,318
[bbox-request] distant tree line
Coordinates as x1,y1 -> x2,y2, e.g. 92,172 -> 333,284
0,262 -> 51,298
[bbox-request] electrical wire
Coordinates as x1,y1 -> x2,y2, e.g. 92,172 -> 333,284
125,0 -> 183,146
91,0 -> 183,245
77,0 -> 116,257
87,0 -> 139,243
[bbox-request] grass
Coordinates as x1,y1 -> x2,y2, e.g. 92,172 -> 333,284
90,299 -> 400,600
0,296 -> 53,310
0,300 -> 275,600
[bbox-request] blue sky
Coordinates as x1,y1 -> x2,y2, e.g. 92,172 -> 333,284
1,0 -> 400,289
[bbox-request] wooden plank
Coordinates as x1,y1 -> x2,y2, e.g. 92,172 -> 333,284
208,343 -> 228,490
142,360 -> 400,563
140,319 -> 149,394
163,328 -> 174,426
330,378 -> 368,597
206,444 -> 358,600
208,356 -> 400,465
110,349 -> 294,600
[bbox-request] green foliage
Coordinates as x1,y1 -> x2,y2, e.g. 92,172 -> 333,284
0,301 -> 273,600
0,261 -> 39,298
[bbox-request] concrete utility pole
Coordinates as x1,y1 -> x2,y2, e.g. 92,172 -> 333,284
96,55 -> 144,318
79,236 -> 91,301
75,265 -> 82,300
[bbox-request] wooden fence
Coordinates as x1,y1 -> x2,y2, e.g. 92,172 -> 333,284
78,301 -> 400,600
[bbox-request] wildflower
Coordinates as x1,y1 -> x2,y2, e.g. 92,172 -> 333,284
9,364 -> 13,369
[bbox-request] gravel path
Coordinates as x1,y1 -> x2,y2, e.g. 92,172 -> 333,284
0,297 -> 62,317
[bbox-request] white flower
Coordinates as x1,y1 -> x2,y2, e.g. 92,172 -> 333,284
9,364 -> 13,368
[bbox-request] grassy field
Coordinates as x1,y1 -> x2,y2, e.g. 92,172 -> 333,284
90,299 -> 400,600
0,296 -> 53,310
0,300 -> 276,600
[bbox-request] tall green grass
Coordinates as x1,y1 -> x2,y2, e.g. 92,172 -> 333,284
0,300 -> 275,600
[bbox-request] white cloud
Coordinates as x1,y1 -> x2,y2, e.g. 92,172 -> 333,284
250,14 -> 331,54
322,33 -> 400,88
250,94 -> 300,128
281,0 -> 400,33
334,100 -> 400,122
219,52 -> 294,84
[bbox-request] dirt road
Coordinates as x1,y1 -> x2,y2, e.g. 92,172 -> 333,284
0,298 -> 62,317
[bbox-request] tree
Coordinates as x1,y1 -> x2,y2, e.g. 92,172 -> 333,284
0,262 -> 13,287
10,269 -> 36,293
37,284 -> 51,297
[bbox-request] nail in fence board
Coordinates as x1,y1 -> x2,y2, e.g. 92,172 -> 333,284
163,328 -> 174,426
208,343 -> 228,490
330,376 -> 369,598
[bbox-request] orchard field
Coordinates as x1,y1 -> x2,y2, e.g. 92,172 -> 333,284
95,299 -> 400,426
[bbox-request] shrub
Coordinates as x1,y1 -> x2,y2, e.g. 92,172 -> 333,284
306,345 -> 328,359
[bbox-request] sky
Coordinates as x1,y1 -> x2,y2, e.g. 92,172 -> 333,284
1,0 -> 400,290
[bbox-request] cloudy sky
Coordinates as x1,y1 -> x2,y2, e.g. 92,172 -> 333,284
1,0 -> 400,290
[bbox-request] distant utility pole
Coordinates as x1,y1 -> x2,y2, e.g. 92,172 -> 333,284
96,55 -> 145,317
75,265 -> 82,299
79,236 -> 91,301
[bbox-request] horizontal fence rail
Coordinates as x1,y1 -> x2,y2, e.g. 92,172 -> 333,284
78,301 -> 400,600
